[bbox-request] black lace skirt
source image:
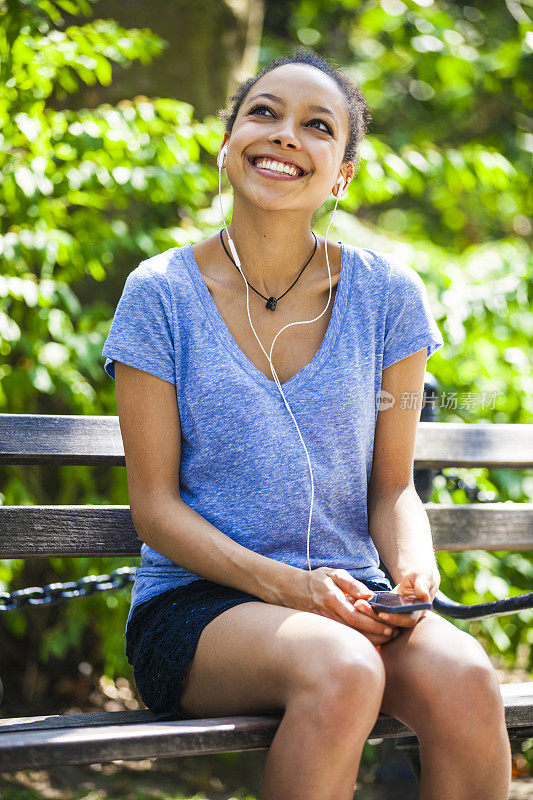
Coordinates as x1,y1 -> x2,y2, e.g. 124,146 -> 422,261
125,576 -> 393,721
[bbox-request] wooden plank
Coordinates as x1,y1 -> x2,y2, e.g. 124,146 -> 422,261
0,414 -> 124,466
0,710 -> 154,731
0,684 -> 530,770
413,422 -> 533,469
0,716 -> 413,770
0,711 -> 403,738
0,504 -> 531,558
0,506 -> 140,557
1,415 -> 532,468
0,715 -> 284,770
425,503 -> 533,551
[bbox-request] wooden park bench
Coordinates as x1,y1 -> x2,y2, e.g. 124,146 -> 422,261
0,392 -> 532,781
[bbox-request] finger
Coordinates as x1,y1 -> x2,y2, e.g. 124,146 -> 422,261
350,607 -> 400,639
353,611 -> 402,645
325,585 -> 371,629
317,605 -> 374,633
329,570 -> 374,600
353,598 -> 396,626
413,576 -> 431,602
374,608 -> 421,628
326,593 -> 396,639
354,596 -> 420,628
325,587 -> 401,641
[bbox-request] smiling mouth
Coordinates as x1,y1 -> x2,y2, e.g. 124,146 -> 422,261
247,156 -> 307,179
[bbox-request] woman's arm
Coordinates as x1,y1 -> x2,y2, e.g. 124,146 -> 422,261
367,485 -> 438,589
367,347 -> 440,591
115,361 -> 300,605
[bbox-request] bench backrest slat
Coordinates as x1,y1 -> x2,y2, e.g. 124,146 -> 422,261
1,415 -> 532,469
1,415 -> 531,558
0,504 -> 531,557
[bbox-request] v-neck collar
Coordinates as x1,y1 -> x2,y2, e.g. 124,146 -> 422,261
182,239 -> 350,396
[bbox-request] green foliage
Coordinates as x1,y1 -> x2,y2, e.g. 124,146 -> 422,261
0,0 -> 531,698
0,0 -> 225,689
0,0 -> 224,413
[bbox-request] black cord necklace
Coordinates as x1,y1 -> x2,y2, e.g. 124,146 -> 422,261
219,229 -> 318,311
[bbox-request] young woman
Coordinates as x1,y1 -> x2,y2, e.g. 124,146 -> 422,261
102,47 -> 511,800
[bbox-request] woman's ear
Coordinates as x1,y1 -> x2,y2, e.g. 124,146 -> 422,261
334,163 -> 355,197
338,163 -> 355,196
344,162 -> 355,186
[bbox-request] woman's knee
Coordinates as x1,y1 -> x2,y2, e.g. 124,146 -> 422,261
295,630 -> 386,723
452,639 -> 504,721
415,629 -> 504,730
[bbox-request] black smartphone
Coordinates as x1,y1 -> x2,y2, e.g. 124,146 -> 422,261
368,591 -> 432,614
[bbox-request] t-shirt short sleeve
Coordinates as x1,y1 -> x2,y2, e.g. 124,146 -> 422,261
101,262 -> 176,384
382,257 -> 444,371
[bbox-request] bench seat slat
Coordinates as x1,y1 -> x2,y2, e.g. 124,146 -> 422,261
0,715 -> 283,769
0,684 -> 530,770
0,716 -> 411,770
1,415 -> 532,468
0,710 -> 155,731
1,504 -> 531,557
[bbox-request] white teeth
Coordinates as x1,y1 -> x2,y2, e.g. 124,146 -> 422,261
252,158 -> 301,177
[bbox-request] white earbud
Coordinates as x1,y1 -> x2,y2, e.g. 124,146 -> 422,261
217,144 -> 228,169
336,175 -> 345,198
217,143 -> 241,266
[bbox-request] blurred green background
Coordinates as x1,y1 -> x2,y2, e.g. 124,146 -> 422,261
0,0 -> 532,794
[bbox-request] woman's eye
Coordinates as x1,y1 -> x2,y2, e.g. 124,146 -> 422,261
308,119 -> 333,135
248,106 -> 333,136
249,105 -> 274,117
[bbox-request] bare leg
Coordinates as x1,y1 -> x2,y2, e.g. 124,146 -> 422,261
178,600 -> 386,800
379,612 -> 512,800
260,661 -> 385,800
416,707 -> 511,800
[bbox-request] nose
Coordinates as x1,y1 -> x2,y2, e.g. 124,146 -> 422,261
268,119 -> 301,150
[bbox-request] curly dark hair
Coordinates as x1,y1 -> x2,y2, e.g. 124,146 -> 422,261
217,45 -> 371,168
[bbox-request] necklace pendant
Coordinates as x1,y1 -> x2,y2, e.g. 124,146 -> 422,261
266,296 -> 277,311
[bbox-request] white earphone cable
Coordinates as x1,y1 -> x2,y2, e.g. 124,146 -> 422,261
218,146 -> 344,572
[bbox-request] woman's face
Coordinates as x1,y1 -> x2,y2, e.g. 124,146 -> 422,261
221,63 -> 353,213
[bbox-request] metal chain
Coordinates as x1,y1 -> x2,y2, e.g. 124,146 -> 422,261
0,567 -> 136,613
0,471 -> 496,613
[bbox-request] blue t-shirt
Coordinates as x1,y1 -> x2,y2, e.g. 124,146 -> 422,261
102,241 -> 444,625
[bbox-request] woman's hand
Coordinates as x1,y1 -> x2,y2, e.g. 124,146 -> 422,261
290,567 -> 400,647
353,568 -> 441,638
395,567 -> 441,609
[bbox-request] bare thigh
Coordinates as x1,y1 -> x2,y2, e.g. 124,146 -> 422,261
179,601 -> 380,718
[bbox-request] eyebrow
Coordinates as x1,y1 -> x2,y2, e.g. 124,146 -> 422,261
245,92 -> 339,124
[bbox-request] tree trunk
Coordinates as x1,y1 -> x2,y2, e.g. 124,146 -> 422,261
68,0 -> 265,117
